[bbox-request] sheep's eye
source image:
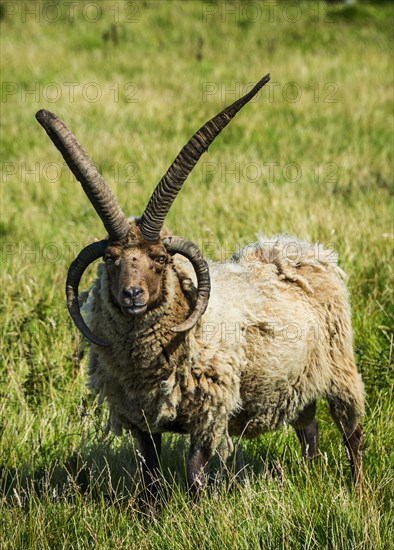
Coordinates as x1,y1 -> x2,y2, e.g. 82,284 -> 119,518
105,254 -> 120,266
156,255 -> 166,265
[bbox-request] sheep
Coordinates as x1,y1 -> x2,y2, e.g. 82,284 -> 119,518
36,72 -> 365,499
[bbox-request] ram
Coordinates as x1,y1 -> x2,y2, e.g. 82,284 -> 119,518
36,73 -> 364,499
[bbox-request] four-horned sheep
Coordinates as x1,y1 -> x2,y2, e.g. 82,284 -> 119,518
36,72 -> 365,499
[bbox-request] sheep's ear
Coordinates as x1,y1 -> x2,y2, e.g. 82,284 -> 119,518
139,73 -> 270,242
163,236 -> 210,332
66,240 -> 111,347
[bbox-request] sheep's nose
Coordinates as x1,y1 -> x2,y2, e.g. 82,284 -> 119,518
122,287 -> 143,302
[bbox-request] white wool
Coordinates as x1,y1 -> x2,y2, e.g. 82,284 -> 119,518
84,234 -> 365,459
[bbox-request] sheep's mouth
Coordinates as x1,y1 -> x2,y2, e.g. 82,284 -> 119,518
121,304 -> 148,316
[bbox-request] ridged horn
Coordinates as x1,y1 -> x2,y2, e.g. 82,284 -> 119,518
66,240 -> 110,346
139,73 -> 271,241
36,109 -> 130,241
163,236 -> 210,332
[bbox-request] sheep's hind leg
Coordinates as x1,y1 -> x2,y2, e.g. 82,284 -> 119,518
292,401 -> 319,459
136,431 -> 162,500
328,397 -> 363,487
187,444 -> 210,502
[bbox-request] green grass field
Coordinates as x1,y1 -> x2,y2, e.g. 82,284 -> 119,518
1,1 -> 393,548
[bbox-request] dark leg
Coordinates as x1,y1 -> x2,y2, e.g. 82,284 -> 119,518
187,444 -> 210,502
136,431 -> 162,499
328,398 -> 363,487
294,419 -> 319,459
292,401 -> 319,459
342,424 -> 363,486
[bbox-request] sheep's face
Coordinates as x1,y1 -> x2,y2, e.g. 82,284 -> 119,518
104,225 -> 168,317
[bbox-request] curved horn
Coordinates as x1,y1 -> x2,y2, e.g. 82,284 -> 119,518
139,73 -> 271,241
66,240 -> 110,346
36,109 -> 130,241
163,236 -> 210,332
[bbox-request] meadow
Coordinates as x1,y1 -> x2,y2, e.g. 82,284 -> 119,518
0,1 -> 393,548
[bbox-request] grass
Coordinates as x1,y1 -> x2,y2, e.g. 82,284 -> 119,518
1,1 -> 393,548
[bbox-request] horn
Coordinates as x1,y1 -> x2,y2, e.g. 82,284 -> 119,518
36,109 -> 130,241
163,236 -> 210,332
66,240 -> 110,346
139,73 -> 270,241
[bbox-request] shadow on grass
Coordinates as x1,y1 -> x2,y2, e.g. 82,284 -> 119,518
0,432 -> 294,509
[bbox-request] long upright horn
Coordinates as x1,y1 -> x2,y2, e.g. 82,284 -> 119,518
139,73 -> 270,241
36,110 -> 130,241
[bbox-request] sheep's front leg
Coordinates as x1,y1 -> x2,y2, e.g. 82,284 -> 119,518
136,431 -> 162,499
187,443 -> 210,501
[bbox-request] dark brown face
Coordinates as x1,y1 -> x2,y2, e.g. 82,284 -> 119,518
104,237 -> 168,317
